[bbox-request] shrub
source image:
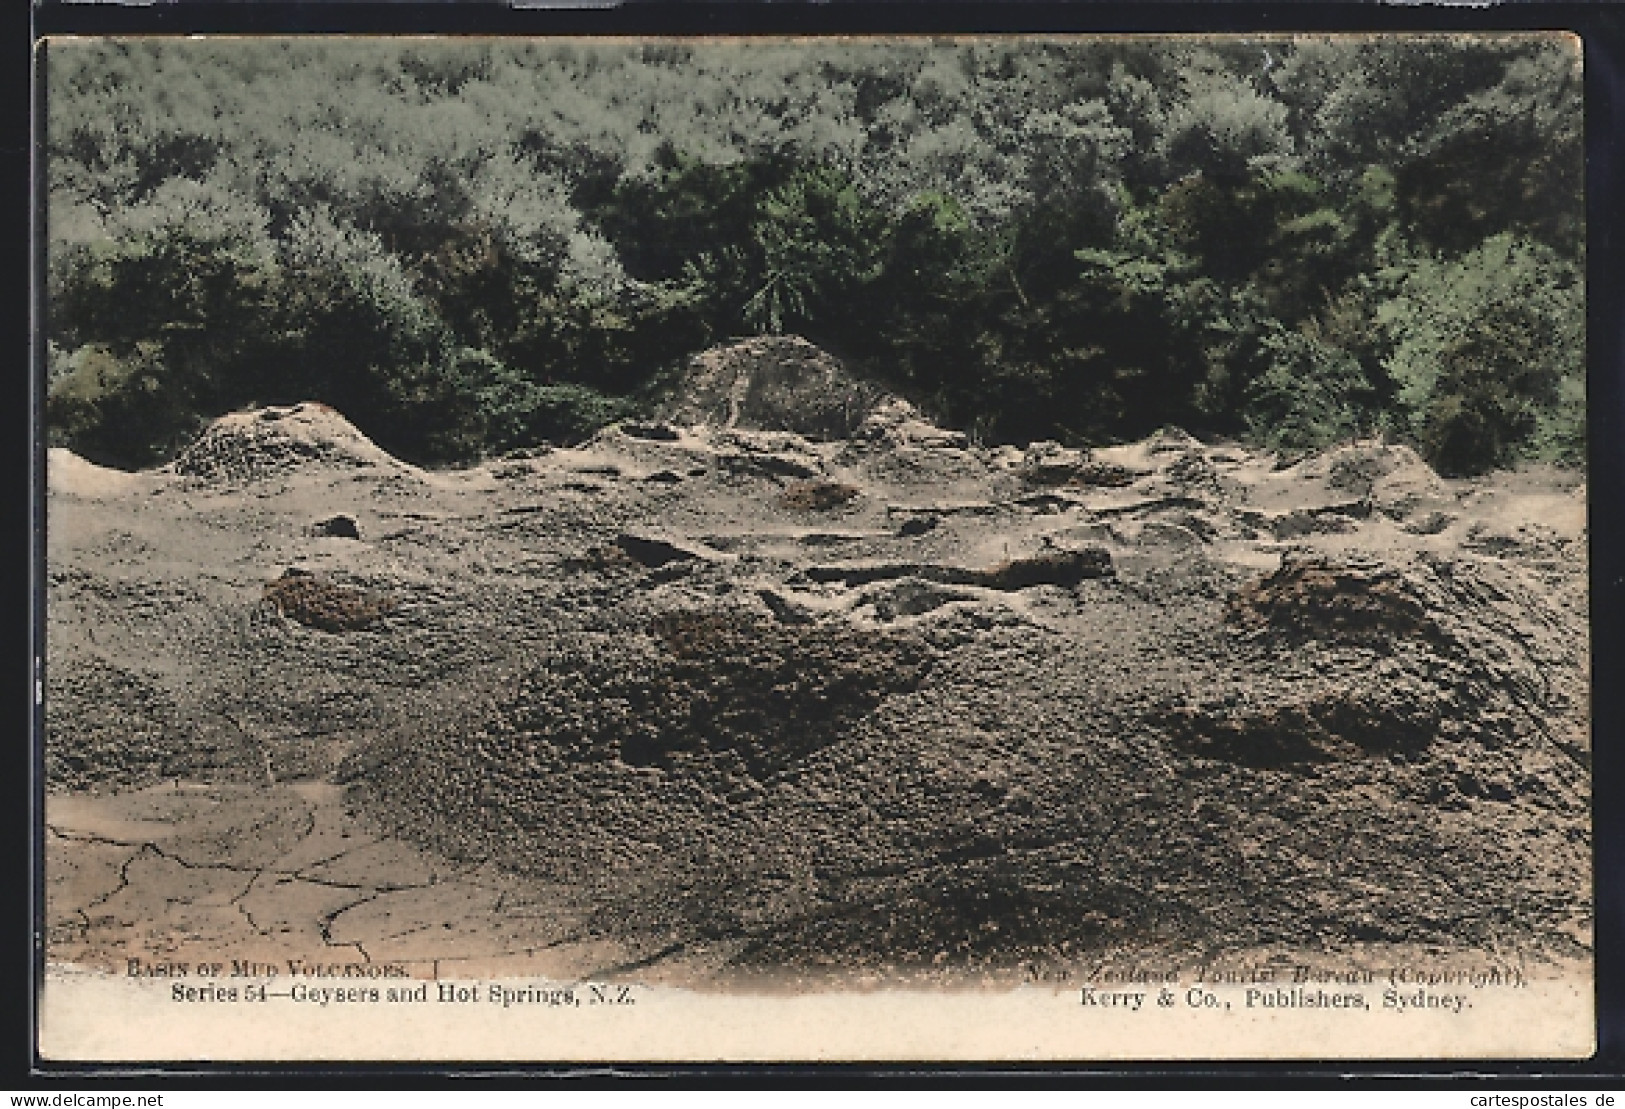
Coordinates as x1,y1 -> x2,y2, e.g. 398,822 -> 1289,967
45,342 -> 199,468
1379,235 -> 1581,475
476,361 -> 637,451
1419,298 -> 1568,477
1242,327 -> 1376,452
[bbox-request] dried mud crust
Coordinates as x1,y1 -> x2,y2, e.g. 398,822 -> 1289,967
44,353 -> 1591,977
43,781 -> 609,979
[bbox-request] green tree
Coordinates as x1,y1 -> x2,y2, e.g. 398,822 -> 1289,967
1242,326 -> 1376,451
1379,234 -> 1582,474
744,165 -> 885,335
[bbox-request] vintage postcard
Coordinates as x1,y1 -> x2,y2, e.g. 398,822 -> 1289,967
37,33 -> 1591,1062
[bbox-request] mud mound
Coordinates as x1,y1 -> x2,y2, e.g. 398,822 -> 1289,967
661,336 -> 891,440
171,403 -> 403,482
631,611 -> 933,770
1227,560 -> 1442,645
349,612 -> 934,868
47,448 -> 144,499
262,569 -> 395,633
1281,440 -> 1451,517
46,656 -> 226,790
856,397 -> 969,448
383,610 -> 929,781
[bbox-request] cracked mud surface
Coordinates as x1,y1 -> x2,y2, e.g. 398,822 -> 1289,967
46,353 -> 1590,985
47,782 -> 610,980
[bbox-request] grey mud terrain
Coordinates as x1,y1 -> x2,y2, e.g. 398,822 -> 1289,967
46,338 -> 1591,986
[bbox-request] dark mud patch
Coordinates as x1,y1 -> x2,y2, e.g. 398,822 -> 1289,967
979,547 -> 1114,590
778,480 -> 861,512
309,514 -> 361,539
1227,561 -> 1442,646
613,533 -> 708,569
1021,461 -> 1143,489
262,570 -> 396,633
804,546 -> 1112,590
1154,688 -> 1442,769
735,869 -> 1132,970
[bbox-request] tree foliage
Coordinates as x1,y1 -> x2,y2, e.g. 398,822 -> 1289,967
46,35 -> 1583,474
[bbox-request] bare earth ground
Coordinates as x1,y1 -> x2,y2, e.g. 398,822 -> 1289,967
45,345 -> 1590,988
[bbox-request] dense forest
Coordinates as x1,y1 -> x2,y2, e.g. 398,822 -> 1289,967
44,35 -> 1584,475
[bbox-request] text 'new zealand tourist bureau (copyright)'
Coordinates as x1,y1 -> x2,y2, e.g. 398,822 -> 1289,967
1070,962 -> 1528,1017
